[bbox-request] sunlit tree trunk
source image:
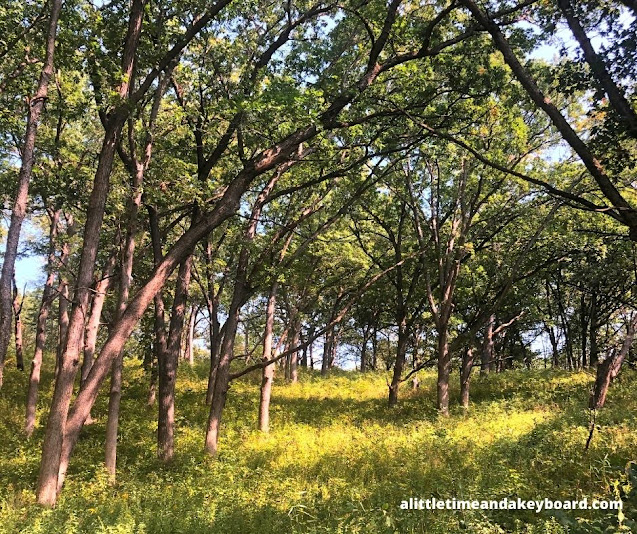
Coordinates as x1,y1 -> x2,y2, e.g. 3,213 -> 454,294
37,0 -> 146,505
258,281 -> 278,432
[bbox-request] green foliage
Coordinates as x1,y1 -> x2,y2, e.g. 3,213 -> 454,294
1,363 -> 635,533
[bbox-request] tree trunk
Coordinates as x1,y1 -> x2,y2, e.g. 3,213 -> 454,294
329,328 -> 339,369
206,310 -> 222,405
204,173 -> 277,454
25,209 -> 60,436
81,252 -> 117,386
580,292 -> 589,369
388,320 -> 408,407
0,0 -> 63,384
371,323 -> 378,370
157,254 -> 193,462
589,294 -> 599,367
204,239 -> 222,405
481,314 -> 495,376
321,327 -> 332,376
437,329 -> 451,416
147,204 -> 167,406
461,0 -> 637,240
557,0 -> 637,137
258,281 -> 277,432
289,310 -> 300,383
460,346 -> 474,408
308,331 -> 314,369
360,323 -> 369,372
185,304 -> 196,365
36,0 -> 145,506
55,276 -> 69,379
12,278 -> 24,371
205,266 -> 246,455
590,316 -> 637,409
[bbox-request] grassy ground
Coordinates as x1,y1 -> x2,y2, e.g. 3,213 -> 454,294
0,360 -> 635,533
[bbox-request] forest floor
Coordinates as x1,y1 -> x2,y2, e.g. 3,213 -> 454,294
0,361 -> 636,533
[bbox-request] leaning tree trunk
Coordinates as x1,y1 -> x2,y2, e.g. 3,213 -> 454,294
81,252 -> 117,386
205,172 -> 278,454
258,281 -> 278,432
25,209 -> 60,436
461,0 -> 637,240
589,316 -> 637,410
0,0 -> 63,385
205,261 -> 247,455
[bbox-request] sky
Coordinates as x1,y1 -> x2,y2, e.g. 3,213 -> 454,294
1,218 -> 46,290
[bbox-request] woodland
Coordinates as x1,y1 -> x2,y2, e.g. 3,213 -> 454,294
0,0 -> 636,532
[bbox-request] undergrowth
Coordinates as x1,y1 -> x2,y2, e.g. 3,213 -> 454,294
0,360 -> 635,533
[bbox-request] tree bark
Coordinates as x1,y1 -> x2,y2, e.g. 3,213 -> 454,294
0,0 -> 63,383
55,274 -> 69,379
589,293 -> 599,367
258,281 -> 278,432
580,292 -> 589,369
204,239 -> 222,405
147,204 -> 167,406
321,326 -> 333,376
289,309 -> 300,383
371,322 -> 378,370
205,259 -> 247,455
